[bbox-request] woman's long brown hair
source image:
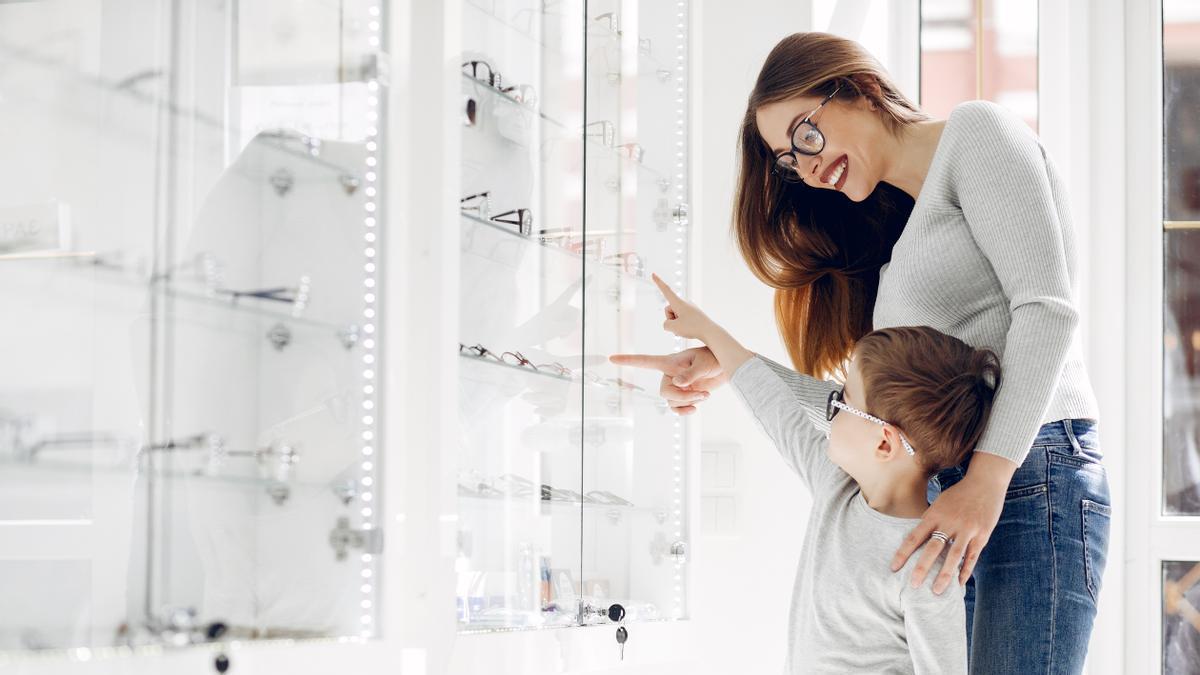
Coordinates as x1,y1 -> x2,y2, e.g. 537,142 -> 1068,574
734,33 -> 928,379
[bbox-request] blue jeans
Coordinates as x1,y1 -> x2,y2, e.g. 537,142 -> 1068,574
927,419 -> 1112,674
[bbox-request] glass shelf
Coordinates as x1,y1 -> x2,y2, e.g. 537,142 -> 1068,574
161,284 -> 356,335
458,492 -> 669,519
19,253 -> 362,336
460,212 -> 658,289
457,351 -> 666,410
0,449 -> 363,495
0,34 -> 369,180
462,72 -> 673,180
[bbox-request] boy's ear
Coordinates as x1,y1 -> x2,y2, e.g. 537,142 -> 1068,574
875,425 -> 905,461
874,430 -> 895,461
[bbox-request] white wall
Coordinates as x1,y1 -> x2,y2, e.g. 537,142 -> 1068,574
687,2 -> 815,674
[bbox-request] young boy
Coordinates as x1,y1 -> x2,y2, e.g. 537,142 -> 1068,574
642,274 -> 1001,674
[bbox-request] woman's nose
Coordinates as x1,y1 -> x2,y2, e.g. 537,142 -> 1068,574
802,156 -> 823,187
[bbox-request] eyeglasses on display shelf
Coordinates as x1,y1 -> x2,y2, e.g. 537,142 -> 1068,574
458,342 -> 646,393
463,59 -> 541,108
455,0 -> 692,641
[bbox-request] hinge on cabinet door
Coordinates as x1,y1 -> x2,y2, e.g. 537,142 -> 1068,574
670,540 -> 688,564
359,52 -> 391,87
329,516 -> 383,561
336,323 -> 361,350
268,168 -> 295,197
673,203 -> 690,228
338,175 -> 361,196
266,322 -> 292,350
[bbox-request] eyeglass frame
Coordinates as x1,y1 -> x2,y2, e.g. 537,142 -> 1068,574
460,191 -> 491,217
600,251 -> 645,277
825,388 -> 916,456
460,193 -> 533,236
500,350 -> 538,370
772,84 -> 842,183
459,341 -> 641,393
462,60 -> 500,88
491,208 -> 533,236
459,342 -> 503,363
463,60 -> 539,108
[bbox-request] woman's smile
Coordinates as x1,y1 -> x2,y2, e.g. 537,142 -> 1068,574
820,154 -> 849,189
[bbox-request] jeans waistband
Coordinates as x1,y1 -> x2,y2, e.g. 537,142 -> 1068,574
1032,418 -> 1098,448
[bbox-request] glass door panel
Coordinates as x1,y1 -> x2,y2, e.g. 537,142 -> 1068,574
581,0 -> 691,625
0,2 -> 159,651
0,0 -> 387,652
457,0 -> 588,631
1163,0 -> 1200,516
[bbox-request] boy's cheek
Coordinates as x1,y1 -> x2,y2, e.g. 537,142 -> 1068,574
826,429 -> 847,464
827,423 -> 864,469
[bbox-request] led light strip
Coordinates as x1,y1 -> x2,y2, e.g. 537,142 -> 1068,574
359,0 -> 384,639
670,0 -> 689,621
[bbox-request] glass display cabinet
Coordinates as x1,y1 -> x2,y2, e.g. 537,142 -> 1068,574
456,0 -> 693,633
0,0 -> 386,654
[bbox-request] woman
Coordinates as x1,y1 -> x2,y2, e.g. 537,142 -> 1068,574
613,33 -> 1111,672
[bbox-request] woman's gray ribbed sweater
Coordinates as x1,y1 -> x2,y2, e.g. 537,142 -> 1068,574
762,99 -> 1099,465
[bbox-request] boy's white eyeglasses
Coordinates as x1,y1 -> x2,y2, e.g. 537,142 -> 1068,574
825,389 -> 916,456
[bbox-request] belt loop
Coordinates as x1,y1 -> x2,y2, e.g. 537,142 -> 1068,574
1063,419 -> 1083,455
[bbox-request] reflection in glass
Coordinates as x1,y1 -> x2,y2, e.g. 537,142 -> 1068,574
0,3 -> 160,652
1164,3 -> 1200,515
0,0 -> 385,653
921,0 -> 976,116
1164,561 -> 1200,674
1165,231 -> 1200,514
1165,2 -> 1200,223
920,0 -> 1038,130
812,0 -> 920,100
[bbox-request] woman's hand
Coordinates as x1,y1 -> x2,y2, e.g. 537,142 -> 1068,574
891,453 -> 1017,594
609,346 -> 727,415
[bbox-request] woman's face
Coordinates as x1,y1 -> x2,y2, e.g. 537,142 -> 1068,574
755,93 -> 889,203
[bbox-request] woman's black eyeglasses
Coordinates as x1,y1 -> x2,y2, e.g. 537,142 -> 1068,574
772,84 -> 841,184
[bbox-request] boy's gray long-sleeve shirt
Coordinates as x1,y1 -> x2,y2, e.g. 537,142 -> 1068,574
730,355 -> 967,675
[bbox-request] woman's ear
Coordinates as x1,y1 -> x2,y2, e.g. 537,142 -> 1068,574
847,73 -> 883,112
